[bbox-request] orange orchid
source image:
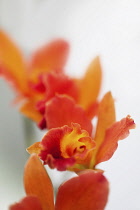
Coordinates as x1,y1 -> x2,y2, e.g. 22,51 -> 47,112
27,92 -> 135,172
0,30 -> 69,123
9,154 -> 109,210
0,30 -> 101,129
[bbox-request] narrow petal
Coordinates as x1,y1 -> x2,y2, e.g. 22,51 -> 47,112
45,94 -> 93,135
55,170 -> 109,210
29,39 -> 69,81
0,30 -> 28,93
96,115 -> 136,164
24,154 -> 54,210
9,195 -> 42,210
77,56 -> 102,119
85,92 -> 116,168
94,92 -> 116,150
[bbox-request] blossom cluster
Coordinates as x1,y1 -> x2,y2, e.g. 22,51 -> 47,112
0,30 -> 135,210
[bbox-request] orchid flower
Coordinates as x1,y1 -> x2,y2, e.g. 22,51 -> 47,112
0,31 -> 101,129
9,154 -> 109,210
0,30 -> 69,122
0,30 -> 135,172
27,92 -> 135,171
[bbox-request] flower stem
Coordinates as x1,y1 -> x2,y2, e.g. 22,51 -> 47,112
22,117 -> 37,149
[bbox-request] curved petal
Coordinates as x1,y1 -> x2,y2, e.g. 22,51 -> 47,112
96,115 -> 136,164
45,94 -> 93,135
29,39 -> 69,81
55,170 -> 109,210
41,72 -> 78,101
0,30 -> 28,93
84,92 -> 116,168
27,124 -> 95,171
24,154 -> 54,210
9,195 -> 42,210
77,56 -> 102,119
36,72 -> 79,128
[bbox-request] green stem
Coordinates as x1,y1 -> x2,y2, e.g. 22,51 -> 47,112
22,117 -> 37,149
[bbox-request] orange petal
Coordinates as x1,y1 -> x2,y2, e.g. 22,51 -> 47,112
77,56 -> 102,119
42,72 -> 78,101
29,39 -> 69,81
24,154 -> 54,210
94,92 -> 116,150
20,100 -> 42,122
60,123 -> 95,161
45,94 -> 93,135
55,170 -> 109,210
85,92 -> 116,168
0,30 -> 28,93
36,72 -> 79,129
9,195 -> 42,210
96,115 -> 136,164
85,101 -> 99,119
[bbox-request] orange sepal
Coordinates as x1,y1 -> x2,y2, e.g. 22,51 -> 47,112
96,115 -> 136,164
84,92 -> 116,168
29,39 -> 69,82
27,142 -> 41,155
24,154 -> 54,210
0,30 -> 28,93
9,195 -> 42,210
45,94 -> 93,135
94,91 -> 116,150
77,56 -> 102,119
55,170 -> 109,210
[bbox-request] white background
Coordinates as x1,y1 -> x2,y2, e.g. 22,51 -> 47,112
0,0 -> 140,209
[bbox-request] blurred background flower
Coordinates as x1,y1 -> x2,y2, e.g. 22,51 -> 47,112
0,0 -> 139,209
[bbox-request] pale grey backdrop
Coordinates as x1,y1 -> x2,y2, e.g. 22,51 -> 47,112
0,0 -> 140,209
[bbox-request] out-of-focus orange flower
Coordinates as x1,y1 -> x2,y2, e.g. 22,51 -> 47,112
0,30 -> 102,128
35,56 -> 101,129
27,92 -> 135,172
9,154 -> 109,210
0,30 -> 69,123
